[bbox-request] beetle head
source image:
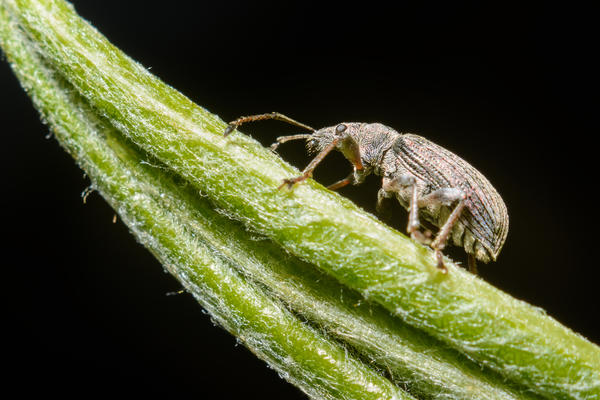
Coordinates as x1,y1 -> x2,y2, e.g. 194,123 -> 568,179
306,123 -> 357,154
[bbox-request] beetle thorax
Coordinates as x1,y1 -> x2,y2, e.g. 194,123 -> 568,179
353,123 -> 400,174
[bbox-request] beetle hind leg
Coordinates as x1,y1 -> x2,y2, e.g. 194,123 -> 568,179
467,254 -> 478,274
429,190 -> 467,273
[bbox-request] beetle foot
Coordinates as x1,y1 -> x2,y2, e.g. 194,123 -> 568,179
278,176 -> 307,190
410,229 -> 432,245
223,124 -> 237,136
467,254 -> 478,275
435,250 -> 448,274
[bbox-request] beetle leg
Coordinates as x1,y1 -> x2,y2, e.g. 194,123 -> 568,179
326,134 -> 367,190
279,137 -> 342,189
380,175 -> 429,242
376,188 -> 392,213
338,134 -> 364,174
467,254 -> 478,275
381,179 -> 468,273
406,179 -> 421,238
430,191 -> 467,273
417,188 -> 465,207
280,133 -> 364,190
327,173 -> 354,190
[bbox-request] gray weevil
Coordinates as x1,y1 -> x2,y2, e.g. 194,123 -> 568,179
224,112 -> 509,273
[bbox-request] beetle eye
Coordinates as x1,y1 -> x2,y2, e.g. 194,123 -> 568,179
335,124 -> 347,134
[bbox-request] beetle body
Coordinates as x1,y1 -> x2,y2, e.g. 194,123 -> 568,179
225,113 -> 509,272
309,122 -> 508,264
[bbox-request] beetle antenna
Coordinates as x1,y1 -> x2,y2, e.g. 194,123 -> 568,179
224,112 -> 314,136
270,134 -> 313,151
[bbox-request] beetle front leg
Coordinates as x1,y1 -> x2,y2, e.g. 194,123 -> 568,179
279,137 -> 342,189
281,127 -> 365,190
328,165 -> 369,191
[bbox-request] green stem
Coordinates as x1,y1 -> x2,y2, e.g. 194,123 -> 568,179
0,6 -> 536,399
4,0 -> 600,399
0,6 -> 414,400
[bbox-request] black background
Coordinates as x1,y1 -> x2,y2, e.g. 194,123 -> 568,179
1,1 -> 598,398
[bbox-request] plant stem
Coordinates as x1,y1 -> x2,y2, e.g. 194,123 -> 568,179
4,0 -> 600,398
0,6 -> 539,398
0,6 -> 418,400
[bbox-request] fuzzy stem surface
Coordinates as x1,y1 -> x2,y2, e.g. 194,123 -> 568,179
0,6 -> 417,400
3,1 -> 600,399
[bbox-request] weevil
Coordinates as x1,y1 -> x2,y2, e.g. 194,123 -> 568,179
224,112 -> 509,273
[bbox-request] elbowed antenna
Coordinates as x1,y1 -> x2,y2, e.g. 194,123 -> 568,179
223,112 -> 314,136
270,134 -> 313,151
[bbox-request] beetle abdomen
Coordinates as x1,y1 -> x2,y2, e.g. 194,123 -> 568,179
392,134 -> 508,262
